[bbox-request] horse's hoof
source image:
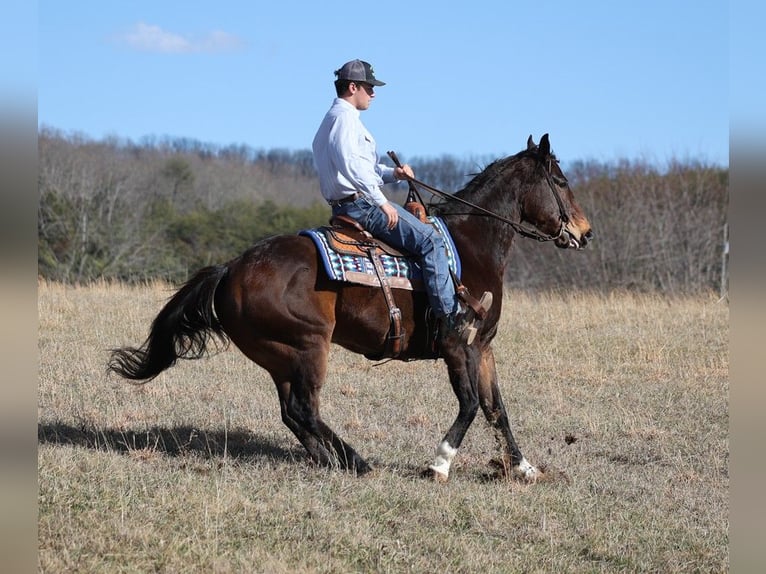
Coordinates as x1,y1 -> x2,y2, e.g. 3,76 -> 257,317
421,466 -> 449,483
512,458 -> 542,483
489,457 -> 544,483
432,470 -> 449,483
354,464 -> 375,477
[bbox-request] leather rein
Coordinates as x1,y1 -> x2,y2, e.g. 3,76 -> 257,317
404,156 -> 571,243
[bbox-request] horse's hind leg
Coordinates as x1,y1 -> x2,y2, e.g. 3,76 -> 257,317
274,379 -> 372,474
268,342 -> 372,474
477,347 -> 540,482
274,380 -> 335,467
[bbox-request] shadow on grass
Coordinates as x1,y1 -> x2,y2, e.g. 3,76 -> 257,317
37,421 -> 301,464
39,422 -> 567,482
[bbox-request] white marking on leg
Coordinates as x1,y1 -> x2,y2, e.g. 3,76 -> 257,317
428,440 -> 457,479
512,457 -> 540,481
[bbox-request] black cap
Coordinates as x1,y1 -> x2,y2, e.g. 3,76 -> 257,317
334,59 -> 385,86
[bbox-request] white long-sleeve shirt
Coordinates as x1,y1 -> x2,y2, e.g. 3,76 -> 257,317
312,98 -> 396,206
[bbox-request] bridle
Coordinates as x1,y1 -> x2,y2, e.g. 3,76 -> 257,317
405,154 -> 572,243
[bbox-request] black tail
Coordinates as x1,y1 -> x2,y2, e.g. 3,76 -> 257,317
108,264 -> 230,382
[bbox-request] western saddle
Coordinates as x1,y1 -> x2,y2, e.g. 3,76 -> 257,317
325,211 -> 490,358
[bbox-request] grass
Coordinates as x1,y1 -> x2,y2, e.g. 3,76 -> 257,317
38,280 -> 728,573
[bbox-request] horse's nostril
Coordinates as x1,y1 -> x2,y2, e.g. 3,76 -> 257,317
585,230 -> 594,240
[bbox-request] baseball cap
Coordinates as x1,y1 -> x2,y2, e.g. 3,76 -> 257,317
334,59 -> 386,86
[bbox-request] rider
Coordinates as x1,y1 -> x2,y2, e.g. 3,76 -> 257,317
312,59 -> 491,344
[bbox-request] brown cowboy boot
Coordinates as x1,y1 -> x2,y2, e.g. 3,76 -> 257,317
440,291 -> 493,345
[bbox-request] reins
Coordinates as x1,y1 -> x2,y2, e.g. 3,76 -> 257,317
389,150 -> 570,243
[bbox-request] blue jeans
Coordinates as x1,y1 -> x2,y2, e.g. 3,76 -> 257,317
335,196 -> 458,317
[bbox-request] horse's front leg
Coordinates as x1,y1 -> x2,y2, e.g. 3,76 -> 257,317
477,345 -> 541,482
427,346 -> 482,482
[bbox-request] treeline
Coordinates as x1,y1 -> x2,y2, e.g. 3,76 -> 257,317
38,128 -> 728,293
509,157 -> 728,293
38,128 -> 329,282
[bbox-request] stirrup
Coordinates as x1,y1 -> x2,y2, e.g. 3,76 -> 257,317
440,291 -> 493,345
450,271 -> 493,321
475,291 -> 493,316
460,319 -> 479,346
445,311 -> 478,345
463,290 -> 493,344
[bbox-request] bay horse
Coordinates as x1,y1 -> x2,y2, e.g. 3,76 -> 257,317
108,134 -> 593,482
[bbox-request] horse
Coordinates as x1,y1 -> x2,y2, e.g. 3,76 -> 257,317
108,133 -> 593,482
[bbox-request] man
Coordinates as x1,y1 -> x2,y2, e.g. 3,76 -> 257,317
312,59 -> 491,344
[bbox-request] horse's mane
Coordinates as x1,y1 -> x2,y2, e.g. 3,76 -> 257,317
430,148 -> 541,217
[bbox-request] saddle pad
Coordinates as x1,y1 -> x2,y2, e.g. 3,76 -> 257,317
300,216 -> 461,291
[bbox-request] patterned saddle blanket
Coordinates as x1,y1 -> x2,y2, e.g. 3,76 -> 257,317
299,216 -> 461,290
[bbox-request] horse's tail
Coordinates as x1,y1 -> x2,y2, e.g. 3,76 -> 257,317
108,264 -> 230,383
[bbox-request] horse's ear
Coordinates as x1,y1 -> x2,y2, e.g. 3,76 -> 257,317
527,135 -> 536,150
538,133 -> 550,158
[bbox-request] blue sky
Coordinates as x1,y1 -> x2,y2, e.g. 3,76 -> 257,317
32,1 -> 735,167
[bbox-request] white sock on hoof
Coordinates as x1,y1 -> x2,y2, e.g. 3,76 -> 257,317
513,457 -> 540,480
428,440 -> 457,477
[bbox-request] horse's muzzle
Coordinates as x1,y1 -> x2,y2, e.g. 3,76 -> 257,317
557,228 -> 593,249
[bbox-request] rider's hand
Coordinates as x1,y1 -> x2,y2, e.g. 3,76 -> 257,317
380,202 -> 399,230
394,164 -> 415,181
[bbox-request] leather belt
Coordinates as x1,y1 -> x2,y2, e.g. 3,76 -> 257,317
328,193 -> 359,207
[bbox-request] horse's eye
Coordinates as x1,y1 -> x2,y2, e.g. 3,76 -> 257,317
553,175 -> 568,186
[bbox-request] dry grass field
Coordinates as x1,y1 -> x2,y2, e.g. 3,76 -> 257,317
38,281 -> 728,573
